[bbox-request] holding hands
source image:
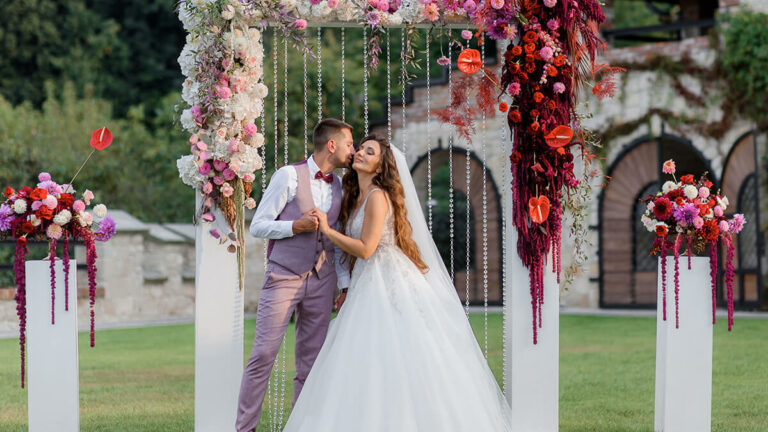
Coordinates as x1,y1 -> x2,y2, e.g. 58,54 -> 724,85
310,209 -> 330,234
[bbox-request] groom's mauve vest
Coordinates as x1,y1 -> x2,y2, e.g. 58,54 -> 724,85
267,160 -> 341,278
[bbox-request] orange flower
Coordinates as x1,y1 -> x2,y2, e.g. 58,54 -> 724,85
533,92 -> 544,103
553,55 -> 566,67
522,31 -> 538,44
457,49 -> 482,75
498,102 -> 509,112
525,54 -> 535,63
655,225 -> 667,237
512,46 -> 523,56
674,197 -> 685,206
547,65 -> 558,77
680,174 -> 695,185
525,63 -> 536,73
30,188 -> 47,201
530,109 -> 540,117
37,206 -> 53,220
529,121 -> 540,133
511,63 -> 521,73
508,110 -> 522,123
520,72 -> 529,82
547,100 -> 557,110
524,43 -> 536,54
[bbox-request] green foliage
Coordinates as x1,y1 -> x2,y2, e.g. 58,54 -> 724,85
720,10 -> 768,128
0,83 -> 193,223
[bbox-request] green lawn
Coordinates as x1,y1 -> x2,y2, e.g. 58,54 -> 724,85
1,314 -> 766,431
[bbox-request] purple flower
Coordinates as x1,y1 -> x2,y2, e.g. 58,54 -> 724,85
0,203 -> 13,231
95,216 -> 116,242
223,168 -> 236,181
293,19 -> 307,30
199,162 -> 212,175
547,19 -> 559,31
553,82 -> 566,94
213,160 -> 228,171
38,172 -> 51,182
365,10 -> 380,26
37,180 -> 63,196
673,202 -> 699,225
462,0 -> 477,13
729,213 -> 746,234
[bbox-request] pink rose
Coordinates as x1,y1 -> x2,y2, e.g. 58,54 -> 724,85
508,82 -> 521,96
327,0 -> 339,8
216,85 -> 232,99
693,217 -> 704,229
223,168 -> 236,181
202,182 -> 213,194
73,200 -> 86,213
293,19 -> 307,30
244,123 -> 258,136
718,220 -> 730,232
213,176 -> 225,185
461,30 -> 473,40
491,0 -> 504,9
196,141 -> 208,151
38,172 -> 51,182
553,82 -> 566,94
199,162 -> 212,175
543,0 -> 556,7
213,160 -> 228,171
377,0 -> 389,11
229,140 -> 241,152
462,0 -> 477,12
547,19 -> 559,31
714,206 -> 723,217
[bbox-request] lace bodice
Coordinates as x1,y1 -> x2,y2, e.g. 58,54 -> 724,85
346,188 -> 395,248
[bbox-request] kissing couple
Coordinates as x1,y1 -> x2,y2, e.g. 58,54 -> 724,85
236,118 -> 513,431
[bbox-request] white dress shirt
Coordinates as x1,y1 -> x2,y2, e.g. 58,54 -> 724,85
250,156 -> 350,289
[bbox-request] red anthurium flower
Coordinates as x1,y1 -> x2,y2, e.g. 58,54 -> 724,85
529,195 -> 551,224
90,127 -> 113,150
458,49 -> 482,75
545,125 -> 573,148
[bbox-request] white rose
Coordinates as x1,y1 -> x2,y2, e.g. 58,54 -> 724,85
244,197 -> 256,210
221,5 -> 235,20
28,215 -> 41,227
717,196 -> 729,210
646,201 -> 654,211
253,133 -> 265,148
12,199 -> 27,214
93,204 -> 107,218
662,181 -> 677,194
683,185 -> 698,200
53,210 -> 72,226
254,83 -> 269,98
641,215 -> 654,232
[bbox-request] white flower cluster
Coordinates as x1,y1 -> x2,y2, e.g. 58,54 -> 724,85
287,0 -> 426,25
177,0 -> 266,192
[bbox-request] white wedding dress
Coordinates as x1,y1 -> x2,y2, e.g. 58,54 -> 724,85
283,147 -> 514,431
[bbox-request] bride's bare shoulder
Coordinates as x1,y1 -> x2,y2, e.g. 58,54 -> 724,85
364,189 -> 390,216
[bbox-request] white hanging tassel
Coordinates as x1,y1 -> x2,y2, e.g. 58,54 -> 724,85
480,40 -> 489,359
341,27 -> 346,123
400,26 -> 407,154
386,29 -> 392,144
426,31 -> 433,234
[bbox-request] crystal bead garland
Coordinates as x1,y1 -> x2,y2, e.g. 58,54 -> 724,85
363,26 -> 369,134
481,40 -> 489,359
447,29 -> 455,282
273,30 -> 279,169
283,36 -> 289,166
426,31 -> 433,234
341,27 -> 346,123
317,27 -> 323,122
386,29 -> 392,144
465,32 -> 472,316
400,26 -> 407,154
500,98 -> 509,396
303,48 -> 308,158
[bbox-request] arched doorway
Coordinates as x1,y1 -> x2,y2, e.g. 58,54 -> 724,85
599,132 -> 714,307
410,148 -> 503,306
721,131 -> 764,309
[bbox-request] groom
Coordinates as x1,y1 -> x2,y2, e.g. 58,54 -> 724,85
236,118 -> 355,432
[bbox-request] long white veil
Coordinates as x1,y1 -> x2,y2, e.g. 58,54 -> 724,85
390,146 -> 464,306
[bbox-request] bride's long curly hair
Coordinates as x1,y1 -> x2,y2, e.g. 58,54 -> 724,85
339,134 -> 428,274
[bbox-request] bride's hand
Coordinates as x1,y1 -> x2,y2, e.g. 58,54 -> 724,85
312,209 -> 330,233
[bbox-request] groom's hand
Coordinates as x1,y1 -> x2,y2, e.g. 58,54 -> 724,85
334,291 -> 347,312
292,209 -> 320,234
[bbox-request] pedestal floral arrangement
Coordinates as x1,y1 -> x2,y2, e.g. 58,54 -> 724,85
641,159 -> 745,330
0,127 -> 116,388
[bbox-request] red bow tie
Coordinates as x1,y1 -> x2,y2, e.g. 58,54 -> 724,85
314,171 -> 334,184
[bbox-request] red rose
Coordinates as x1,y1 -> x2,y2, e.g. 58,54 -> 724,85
58,193 -> 74,209
17,236 -> 28,246
704,180 -> 713,188
519,73 -> 529,82
547,66 -> 559,77
653,197 -> 674,220
498,102 -> 509,112
510,152 -> 522,164
674,197 -> 685,206
525,63 -> 536,73
533,92 -> 545,103
508,110 -> 522,123
512,46 -> 522,56
680,174 -> 695,185
698,205 -> 708,216
708,198 -> 716,207
655,225 -> 667,237
30,188 -> 47,201
21,222 -> 34,234
530,109 -> 540,118
37,206 -> 53,220
529,121 -> 540,133
524,43 -> 536,54
522,31 -> 538,44
525,54 -> 535,63
547,100 -> 557,110
3,186 -> 14,197
554,55 -> 566,67
511,63 -> 521,73
701,219 -> 720,241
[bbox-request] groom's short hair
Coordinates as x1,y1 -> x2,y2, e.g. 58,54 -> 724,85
313,118 -> 353,152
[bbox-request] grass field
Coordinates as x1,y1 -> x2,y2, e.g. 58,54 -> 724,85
1,314 -> 766,431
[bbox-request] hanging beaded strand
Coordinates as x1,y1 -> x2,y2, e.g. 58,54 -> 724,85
363,26 -> 369,134
480,40 -> 489,359
426,30 -> 433,234
303,49 -> 309,159
272,30 -> 279,169
500,95 -> 509,396
386,29 -> 392,143
447,29 -> 455,282
317,27 -> 323,122
400,26 -> 407,153
283,36 -> 289,166
341,27 -> 346,122
464,29 -> 472,316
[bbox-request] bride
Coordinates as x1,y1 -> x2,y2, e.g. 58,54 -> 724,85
282,134 -> 513,431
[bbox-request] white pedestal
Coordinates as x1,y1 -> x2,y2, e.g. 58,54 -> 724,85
26,259 -> 79,432
654,256 -> 712,432
194,199 -> 245,432
503,158 -> 559,431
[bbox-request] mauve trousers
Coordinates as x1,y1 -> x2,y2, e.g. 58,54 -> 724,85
235,262 -> 336,432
